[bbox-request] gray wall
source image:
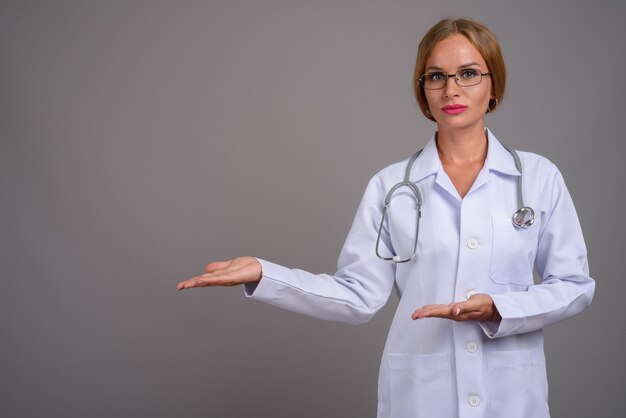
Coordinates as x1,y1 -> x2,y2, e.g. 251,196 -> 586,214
1,0 -> 624,417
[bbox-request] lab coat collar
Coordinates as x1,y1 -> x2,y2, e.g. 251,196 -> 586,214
409,128 -> 520,183
485,128 -> 521,177
408,134 -> 441,183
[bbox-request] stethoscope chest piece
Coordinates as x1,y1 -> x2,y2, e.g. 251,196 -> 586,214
512,206 -> 535,228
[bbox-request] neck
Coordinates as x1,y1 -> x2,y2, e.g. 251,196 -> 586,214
435,123 -> 488,164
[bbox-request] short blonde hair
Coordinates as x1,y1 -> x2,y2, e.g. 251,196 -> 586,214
413,18 -> 506,121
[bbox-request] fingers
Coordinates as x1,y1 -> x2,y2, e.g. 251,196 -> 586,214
177,257 -> 263,290
177,272 -> 235,290
177,273 -> 221,290
174,260 -> 232,290
411,304 -> 470,320
412,294 -> 496,322
411,304 -> 453,320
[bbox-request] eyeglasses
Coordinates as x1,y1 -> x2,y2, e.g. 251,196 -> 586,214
418,69 -> 491,90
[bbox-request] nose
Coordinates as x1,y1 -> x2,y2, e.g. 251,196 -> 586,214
443,75 -> 461,97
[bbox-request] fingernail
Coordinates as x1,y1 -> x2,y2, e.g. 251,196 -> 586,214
454,307 -> 460,315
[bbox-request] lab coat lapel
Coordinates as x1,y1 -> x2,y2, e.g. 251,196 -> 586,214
485,128 -> 521,177
464,129 -> 521,199
408,134 -> 440,184
435,168 -> 462,201
408,135 -> 462,200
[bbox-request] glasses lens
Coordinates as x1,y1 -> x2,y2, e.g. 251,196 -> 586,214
456,69 -> 482,87
421,73 -> 446,90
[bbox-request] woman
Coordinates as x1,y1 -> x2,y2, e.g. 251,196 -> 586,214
177,18 -> 594,418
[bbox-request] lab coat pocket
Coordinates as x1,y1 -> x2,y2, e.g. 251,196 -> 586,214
489,216 -> 538,285
486,350 -> 549,418
387,352 -> 453,418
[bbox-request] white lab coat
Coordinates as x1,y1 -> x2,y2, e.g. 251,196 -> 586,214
244,128 -> 595,418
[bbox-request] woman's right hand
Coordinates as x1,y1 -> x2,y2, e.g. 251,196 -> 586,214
176,256 -> 262,290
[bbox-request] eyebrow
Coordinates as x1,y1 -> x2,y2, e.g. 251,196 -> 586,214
425,62 -> 482,72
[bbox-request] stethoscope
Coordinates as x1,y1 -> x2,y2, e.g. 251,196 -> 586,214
375,143 -> 535,263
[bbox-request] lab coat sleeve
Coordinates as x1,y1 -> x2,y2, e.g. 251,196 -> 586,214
243,175 -> 396,325
482,168 -> 595,338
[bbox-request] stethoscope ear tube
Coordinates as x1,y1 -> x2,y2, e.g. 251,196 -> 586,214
375,204 -> 393,261
375,182 -> 422,263
500,144 -> 536,229
375,149 -> 424,263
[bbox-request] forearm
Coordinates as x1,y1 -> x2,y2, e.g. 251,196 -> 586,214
244,258 -> 393,325
482,276 -> 595,338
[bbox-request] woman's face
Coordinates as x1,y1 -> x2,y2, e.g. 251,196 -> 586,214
423,34 -> 493,132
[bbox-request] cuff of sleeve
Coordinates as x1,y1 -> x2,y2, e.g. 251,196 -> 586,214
243,258 -> 288,302
480,293 -> 516,338
479,319 -> 501,338
478,293 -> 504,338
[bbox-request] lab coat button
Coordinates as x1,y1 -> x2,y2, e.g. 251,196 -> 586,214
465,342 -> 478,353
467,239 -> 479,249
468,395 -> 481,407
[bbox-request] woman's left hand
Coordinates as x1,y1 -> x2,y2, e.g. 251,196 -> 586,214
411,293 -> 501,322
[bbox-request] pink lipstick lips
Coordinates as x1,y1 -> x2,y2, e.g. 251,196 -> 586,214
442,104 -> 468,115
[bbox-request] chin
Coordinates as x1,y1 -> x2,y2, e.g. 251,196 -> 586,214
434,114 -> 485,131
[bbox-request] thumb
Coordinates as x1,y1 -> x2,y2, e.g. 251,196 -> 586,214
205,260 -> 231,273
451,300 -> 469,316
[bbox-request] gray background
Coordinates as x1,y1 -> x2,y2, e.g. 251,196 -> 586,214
1,0 -> 624,417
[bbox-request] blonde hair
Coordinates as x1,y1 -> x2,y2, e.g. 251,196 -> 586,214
414,18 -> 506,121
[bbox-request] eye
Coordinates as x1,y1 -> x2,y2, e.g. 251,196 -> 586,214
426,72 -> 446,81
459,69 -> 479,79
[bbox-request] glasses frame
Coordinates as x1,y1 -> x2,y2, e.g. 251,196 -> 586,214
418,70 -> 491,90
